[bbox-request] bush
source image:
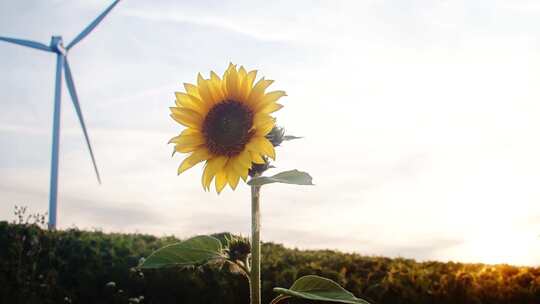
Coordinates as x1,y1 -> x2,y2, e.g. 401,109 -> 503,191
1,222 -> 539,304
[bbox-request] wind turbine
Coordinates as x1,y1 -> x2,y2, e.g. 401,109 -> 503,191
0,0 -> 122,229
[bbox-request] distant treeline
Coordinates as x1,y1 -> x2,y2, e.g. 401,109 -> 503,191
1,221 -> 539,304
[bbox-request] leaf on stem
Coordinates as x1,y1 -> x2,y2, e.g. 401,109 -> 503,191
271,275 -> 372,304
247,170 -> 314,186
139,235 -> 225,269
283,135 -> 302,141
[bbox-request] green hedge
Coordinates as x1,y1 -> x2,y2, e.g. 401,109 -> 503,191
1,221 -> 539,304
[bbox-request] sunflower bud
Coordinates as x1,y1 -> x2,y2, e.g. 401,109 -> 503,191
225,235 -> 251,263
249,160 -> 271,177
266,126 -> 286,147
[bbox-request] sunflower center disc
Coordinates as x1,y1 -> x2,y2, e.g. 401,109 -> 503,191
202,100 -> 254,156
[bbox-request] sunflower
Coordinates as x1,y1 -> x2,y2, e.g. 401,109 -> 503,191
169,63 -> 286,193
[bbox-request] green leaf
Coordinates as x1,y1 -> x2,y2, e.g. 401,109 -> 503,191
139,235 -> 225,269
247,170 -> 314,186
210,232 -> 235,246
283,135 -> 302,141
271,275 -> 371,304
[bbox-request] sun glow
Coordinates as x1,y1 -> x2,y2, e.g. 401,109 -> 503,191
451,231 -> 539,266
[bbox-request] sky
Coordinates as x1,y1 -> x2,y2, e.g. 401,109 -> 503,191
1,0 -> 540,266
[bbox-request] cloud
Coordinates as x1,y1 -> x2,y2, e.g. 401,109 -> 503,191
2,0 -> 540,266
122,8 -> 288,43
120,0 -> 329,44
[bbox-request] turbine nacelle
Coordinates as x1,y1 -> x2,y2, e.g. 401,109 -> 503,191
50,36 -> 66,55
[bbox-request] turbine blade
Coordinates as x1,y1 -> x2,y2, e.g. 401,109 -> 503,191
0,36 -> 52,52
67,0 -> 122,50
64,57 -> 102,184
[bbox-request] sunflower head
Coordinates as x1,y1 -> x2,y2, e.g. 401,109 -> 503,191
169,64 -> 286,193
224,235 -> 251,263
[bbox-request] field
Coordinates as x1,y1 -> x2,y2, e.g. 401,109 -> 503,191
1,221 -> 539,304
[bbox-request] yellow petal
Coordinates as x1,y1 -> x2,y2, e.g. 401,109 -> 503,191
197,73 -> 215,104
226,65 -> 240,100
174,129 -> 205,152
202,156 -> 228,190
210,71 -> 221,82
175,92 -> 206,114
221,64 -> 231,95
247,78 -> 274,106
175,143 -> 202,153
259,102 -> 284,114
237,149 -> 253,169
250,151 -> 265,164
238,66 -> 249,101
168,128 -> 199,144
246,70 -> 257,89
175,131 -> 205,145
238,66 -> 247,81
178,148 -> 212,174
170,107 -> 203,129
228,154 -> 250,181
253,90 -> 287,112
215,169 -> 228,193
201,162 -> 213,191
232,160 -> 250,181
262,90 -> 287,102
208,73 -> 225,104
230,154 -> 245,171
247,136 -> 276,160
225,162 -> 241,190
201,156 -> 227,191
259,125 -> 278,139
184,83 -> 201,99
255,119 -> 275,137
221,63 -> 236,96
229,174 -> 240,190
223,62 -> 236,79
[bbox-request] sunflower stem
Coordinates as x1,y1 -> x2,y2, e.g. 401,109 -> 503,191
250,175 -> 262,304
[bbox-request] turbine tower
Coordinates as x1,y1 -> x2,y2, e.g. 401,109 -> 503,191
0,0 -> 122,229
